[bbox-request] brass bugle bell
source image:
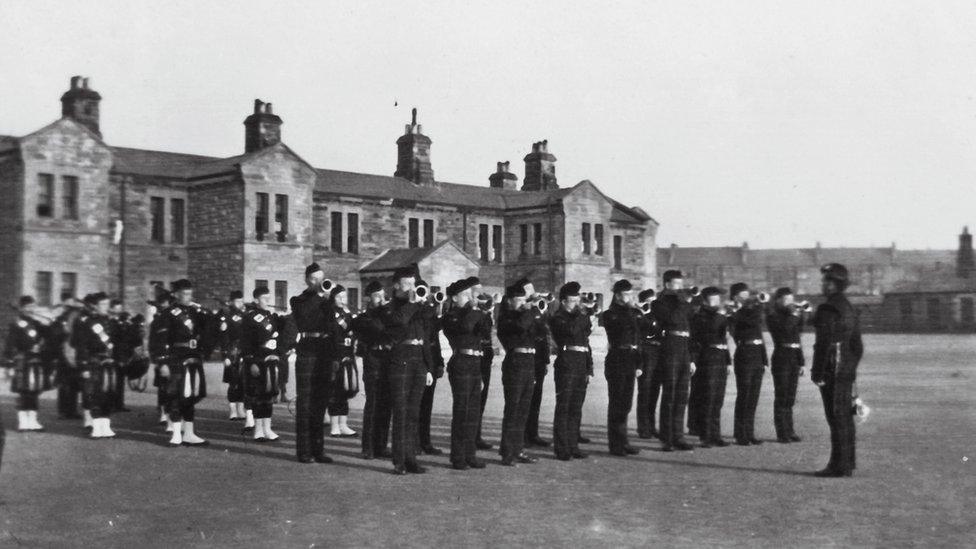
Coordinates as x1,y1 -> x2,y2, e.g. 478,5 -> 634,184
794,300 -> 813,313
415,285 -> 429,300
534,298 -> 548,313
431,290 -> 446,303
321,279 -> 335,293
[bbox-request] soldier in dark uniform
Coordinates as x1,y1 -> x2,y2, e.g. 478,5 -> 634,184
72,292 -> 119,439
651,270 -> 696,452
241,287 -> 283,442
325,285 -> 359,438
51,293 -> 84,420
416,277 -> 444,455
290,263 -> 334,464
352,281 -> 393,460
767,287 -> 807,443
3,296 -> 52,432
107,299 -> 143,413
471,278 -> 497,450
217,290 -> 248,423
549,282 -> 594,460
441,278 -> 491,470
514,278 -> 553,449
601,279 -> 643,456
158,279 -> 210,447
382,266 -> 434,474
728,282 -> 768,445
689,287 -> 732,447
635,289 -> 662,439
496,284 -> 543,466
148,291 -> 174,431
812,263 -> 864,477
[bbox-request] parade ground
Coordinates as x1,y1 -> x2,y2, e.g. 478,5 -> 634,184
1,333 -> 974,548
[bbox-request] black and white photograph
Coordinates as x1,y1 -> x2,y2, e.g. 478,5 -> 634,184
0,1 -> 974,547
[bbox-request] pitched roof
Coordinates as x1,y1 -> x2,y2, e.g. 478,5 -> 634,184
659,246 -> 955,267
359,241 -> 476,273
0,135 -> 18,153
110,146 -> 220,178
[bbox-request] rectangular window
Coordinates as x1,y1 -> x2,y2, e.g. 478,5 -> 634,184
581,223 -> 591,254
35,271 -> 53,307
255,279 -> 268,292
927,297 -> 941,323
423,219 -> 434,248
170,198 -> 185,244
961,297 -> 975,324
533,223 -> 542,255
60,272 -> 77,302
613,235 -> 623,270
594,224 -> 604,256
274,280 -> 288,310
37,173 -> 54,218
150,196 -> 165,243
255,193 -> 269,239
492,224 -> 502,263
479,224 -> 490,261
274,194 -> 288,242
330,211 -> 343,251
408,218 -> 420,249
520,224 -> 528,256
62,175 -> 79,220
347,287 -> 360,311
347,213 -> 359,254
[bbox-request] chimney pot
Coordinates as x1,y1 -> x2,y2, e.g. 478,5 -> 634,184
264,103 -> 273,114
253,99 -> 264,114
82,77 -> 89,89
411,107 -> 417,125
70,76 -> 81,89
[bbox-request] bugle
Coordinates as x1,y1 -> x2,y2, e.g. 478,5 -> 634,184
321,279 -> 335,293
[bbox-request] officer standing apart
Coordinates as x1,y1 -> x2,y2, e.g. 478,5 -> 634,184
729,282 -> 768,446
290,263 -> 334,464
352,280 -> 393,460
635,289 -> 662,439
767,287 -> 807,443
812,263 -> 864,477
441,278 -> 490,470
601,279 -> 643,456
381,266 -> 434,475
548,282 -> 593,461
650,270 -> 696,452
689,287 -> 732,447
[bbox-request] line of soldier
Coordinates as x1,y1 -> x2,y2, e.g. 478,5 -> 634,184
3,261 -> 862,478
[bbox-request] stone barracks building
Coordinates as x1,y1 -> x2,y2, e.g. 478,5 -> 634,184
0,77 -> 658,327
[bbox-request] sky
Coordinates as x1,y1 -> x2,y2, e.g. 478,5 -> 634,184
1,0 -> 974,250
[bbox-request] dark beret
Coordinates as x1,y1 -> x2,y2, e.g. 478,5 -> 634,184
466,276 -> 481,287
559,281 -> 581,300
445,282 -> 458,297
253,286 -> 270,299
110,298 -> 122,307
305,262 -> 323,277
155,290 -> 172,303
638,289 -> 656,302
364,281 -> 384,296
509,284 -> 528,298
452,278 -> 476,296
229,290 -> 244,300
821,263 -> 850,286
701,286 -> 723,299
85,291 -> 109,305
59,290 -> 75,302
330,285 -> 347,300
663,270 -> 683,283
773,287 -> 793,300
729,282 -> 749,298
512,277 -> 531,292
415,278 -> 428,288
392,266 -> 416,282
18,295 -> 35,307
612,279 -> 633,293
171,279 -> 193,292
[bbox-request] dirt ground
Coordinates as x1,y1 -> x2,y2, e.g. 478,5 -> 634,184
1,333 -> 974,548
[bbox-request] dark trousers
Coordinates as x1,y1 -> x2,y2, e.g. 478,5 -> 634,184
225,358 -> 244,402
17,392 -> 40,411
697,350 -> 728,442
499,353 -> 536,460
687,367 -> 706,434
113,366 -> 126,410
387,347 -> 427,468
524,357 -> 548,441
476,348 -> 494,440
552,352 -> 589,458
820,372 -> 856,474
418,378 -> 437,448
772,349 -> 801,438
605,349 -> 638,453
636,344 -> 661,436
361,352 -> 391,457
659,337 -> 691,445
448,354 -> 482,465
57,364 -> 80,417
295,353 -> 330,459
733,346 -> 766,442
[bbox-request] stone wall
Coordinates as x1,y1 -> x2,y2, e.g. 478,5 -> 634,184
0,149 -> 25,335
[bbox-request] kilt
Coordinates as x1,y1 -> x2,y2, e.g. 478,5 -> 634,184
244,354 -> 280,401
10,355 -> 52,393
82,358 -> 121,416
165,355 -> 207,405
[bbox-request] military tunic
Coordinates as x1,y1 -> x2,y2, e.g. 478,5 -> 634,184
548,307 -> 593,459
352,305 -> 392,458
497,306 -> 542,462
4,315 -> 51,410
381,296 -> 431,469
635,309 -> 663,437
216,306 -> 247,403
729,302 -> 768,443
767,306 -> 806,440
50,307 -> 83,418
442,304 -> 491,466
157,303 -> 210,422
72,311 -> 119,418
241,307 -> 282,419
324,303 -> 358,416
602,302 -> 643,453
290,288 -> 332,461
689,307 -> 732,443
650,292 -> 695,447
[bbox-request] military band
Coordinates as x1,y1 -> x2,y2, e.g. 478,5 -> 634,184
2,261 -> 864,479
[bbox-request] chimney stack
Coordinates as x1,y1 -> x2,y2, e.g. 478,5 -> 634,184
521,140 -> 558,191
740,241 -> 749,265
958,226 -> 974,278
394,108 -> 434,185
243,98 -> 283,153
489,161 -> 518,190
60,75 -> 102,137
